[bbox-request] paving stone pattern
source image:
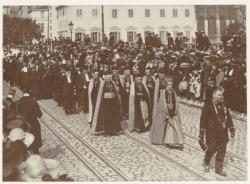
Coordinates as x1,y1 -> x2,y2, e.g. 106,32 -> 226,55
3,82 -> 247,181
40,99 -> 247,181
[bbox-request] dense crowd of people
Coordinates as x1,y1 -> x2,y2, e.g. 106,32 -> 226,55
3,88 -> 74,181
2,29 -> 246,180
3,30 -> 246,114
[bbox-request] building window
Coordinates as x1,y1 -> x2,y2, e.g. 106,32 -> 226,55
92,9 -> 98,17
50,26 -> 52,31
63,10 -> 65,16
41,11 -> 44,18
185,9 -> 190,17
160,9 -> 165,17
91,32 -> 101,43
50,12 -> 52,17
127,31 -> 136,42
50,33 -> 52,37
76,9 -> 82,17
128,9 -> 133,17
112,9 -> 118,18
173,9 -> 178,17
50,19 -> 52,24
145,9 -> 150,17
110,32 -> 121,42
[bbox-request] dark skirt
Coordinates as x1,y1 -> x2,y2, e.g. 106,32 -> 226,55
134,98 -> 146,132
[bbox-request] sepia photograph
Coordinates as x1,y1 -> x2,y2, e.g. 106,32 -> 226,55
1,0 -> 247,182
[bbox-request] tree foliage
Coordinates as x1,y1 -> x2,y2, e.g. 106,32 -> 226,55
3,15 -> 42,46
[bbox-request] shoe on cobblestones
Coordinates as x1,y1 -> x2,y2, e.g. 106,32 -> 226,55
215,170 -> 227,177
215,162 -> 227,177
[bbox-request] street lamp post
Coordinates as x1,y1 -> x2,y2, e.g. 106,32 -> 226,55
101,5 -> 104,43
69,21 -> 74,40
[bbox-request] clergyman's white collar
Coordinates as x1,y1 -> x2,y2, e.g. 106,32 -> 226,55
23,93 -> 30,97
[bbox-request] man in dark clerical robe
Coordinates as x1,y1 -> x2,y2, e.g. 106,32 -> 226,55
20,63 -> 30,91
75,65 -> 91,113
150,77 -> 184,148
91,71 -> 122,136
52,66 -> 64,107
120,67 -> 134,119
142,67 -> 155,128
16,88 -> 43,154
128,73 -> 151,133
152,68 -> 166,120
167,33 -> 175,50
199,87 -> 235,177
111,65 -> 123,104
62,68 -> 75,114
88,70 -> 101,127
163,77 -> 184,149
82,65 -> 92,113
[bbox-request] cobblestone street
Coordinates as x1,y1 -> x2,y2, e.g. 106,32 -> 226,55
3,82 -> 247,181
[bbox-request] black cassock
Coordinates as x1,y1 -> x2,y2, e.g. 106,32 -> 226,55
122,75 -> 132,117
134,83 -> 150,132
62,74 -> 75,113
16,96 -> 43,153
145,76 -> 155,125
97,81 -> 122,135
91,78 -> 101,125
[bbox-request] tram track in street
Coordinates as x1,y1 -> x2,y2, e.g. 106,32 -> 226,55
179,100 -> 247,123
122,131 -> 247,178
122,132 -> 208,180
183,132 -> 247,163
5,83 -> 131,182
39,118 -> 106,181
6,84 -> 105,181
34,96 -> 208,181
182,134 -> 247,173
39,103 -> 132,181
40,101 -> 208,181
4,82 -> 247,180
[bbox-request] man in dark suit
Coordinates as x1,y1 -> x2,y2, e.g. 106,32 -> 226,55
199,87 -> 235,176
167,33 -> 175,50
200,31 -> 210,51
16,88 -> 43,154
75,65 -> 91,113
62,67 -> 76,114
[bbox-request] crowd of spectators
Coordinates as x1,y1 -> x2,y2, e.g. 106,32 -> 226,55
2,27 -> 246,181
4,29 -> 246,113
3,88 -> 74,181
